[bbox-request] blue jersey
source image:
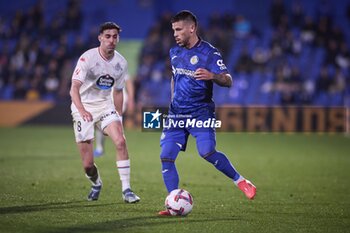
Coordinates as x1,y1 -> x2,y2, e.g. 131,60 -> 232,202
169,39 -> 228,117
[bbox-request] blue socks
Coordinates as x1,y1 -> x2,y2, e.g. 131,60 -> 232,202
161,160 -> 179,193
161,142 -> 241,193
204,151 -> 241,181
160,142 -> 181,193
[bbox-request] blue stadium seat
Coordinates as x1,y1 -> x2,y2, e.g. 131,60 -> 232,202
1,85 -> 14,100
244,72 -> 264,105
329,92 -> 344,106
313,92 -> 330,106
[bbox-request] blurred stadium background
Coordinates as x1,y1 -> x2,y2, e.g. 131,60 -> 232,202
0,0 -> 349,131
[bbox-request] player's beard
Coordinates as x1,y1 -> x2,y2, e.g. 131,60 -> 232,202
177,37 -> 190,48
106,45 -> 115,54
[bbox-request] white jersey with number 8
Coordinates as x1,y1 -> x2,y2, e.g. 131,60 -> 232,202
71,47 -> 127,111
71,47 -> 127,142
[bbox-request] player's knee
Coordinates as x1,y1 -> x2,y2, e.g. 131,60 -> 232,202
197,140 -> 216,158
160,142 -> 180,161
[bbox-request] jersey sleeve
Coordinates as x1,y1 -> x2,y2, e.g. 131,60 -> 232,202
207,49 -> 228,74
72,54 -> 89,83
114,61 -> 127,91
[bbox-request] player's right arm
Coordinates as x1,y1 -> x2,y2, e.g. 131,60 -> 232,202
70,54 -> 92,122
70,80 -> 93,122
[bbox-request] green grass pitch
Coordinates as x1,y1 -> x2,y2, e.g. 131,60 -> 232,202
0,126 -> 349,233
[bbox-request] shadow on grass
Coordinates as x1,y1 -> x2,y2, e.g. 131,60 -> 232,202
45,215 -> 240,233
0,200 -> 116,215
0,200 -> 242,233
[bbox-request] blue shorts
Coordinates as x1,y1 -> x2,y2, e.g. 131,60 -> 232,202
160,114 -> 217,151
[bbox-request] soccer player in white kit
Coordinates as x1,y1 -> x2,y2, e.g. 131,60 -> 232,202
94,76 -> 135,157
70,22 -> 140,203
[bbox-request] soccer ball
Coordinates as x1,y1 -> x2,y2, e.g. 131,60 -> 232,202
165,189 -> 193,216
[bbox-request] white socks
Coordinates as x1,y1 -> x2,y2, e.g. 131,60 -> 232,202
116,159 -> 131,191
85,160 -> 131,191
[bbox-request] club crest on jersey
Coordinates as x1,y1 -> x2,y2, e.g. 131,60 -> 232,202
190,55 -> 199,65
115,63 -> 122,71
96,74 -> 114,90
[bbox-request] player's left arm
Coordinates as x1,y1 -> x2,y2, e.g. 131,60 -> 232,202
213,72 -> 232,87
171,76 -> 174,100
113,88 -> 124,116
125,78 -> 135,114
114,59 -> 128,115
194,69 -> 232,87
194,49 -> 232,87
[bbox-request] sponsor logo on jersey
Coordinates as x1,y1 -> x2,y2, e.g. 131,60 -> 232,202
216,59 -> 227,70
96,74 -> 115,90
173,67 -> 195,77
190,55 -> 199,65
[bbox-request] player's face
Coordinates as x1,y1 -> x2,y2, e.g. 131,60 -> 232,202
99,29 -> 119,54
172,21 -> 193,48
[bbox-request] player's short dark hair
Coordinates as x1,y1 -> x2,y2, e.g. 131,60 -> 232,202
99,22 -> 122,34
171,10 -> 197,27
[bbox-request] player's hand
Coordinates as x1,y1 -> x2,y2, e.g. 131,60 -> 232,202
79,109 -> 93,122
194,68 -> 214,81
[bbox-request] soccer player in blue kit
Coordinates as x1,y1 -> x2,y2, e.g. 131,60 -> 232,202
158,10 -> 256,216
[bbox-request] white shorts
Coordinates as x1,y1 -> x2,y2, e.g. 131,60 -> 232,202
71,104 -> 122,142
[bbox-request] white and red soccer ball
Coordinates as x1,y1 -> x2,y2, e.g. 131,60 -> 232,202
165,189 -> 193,216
